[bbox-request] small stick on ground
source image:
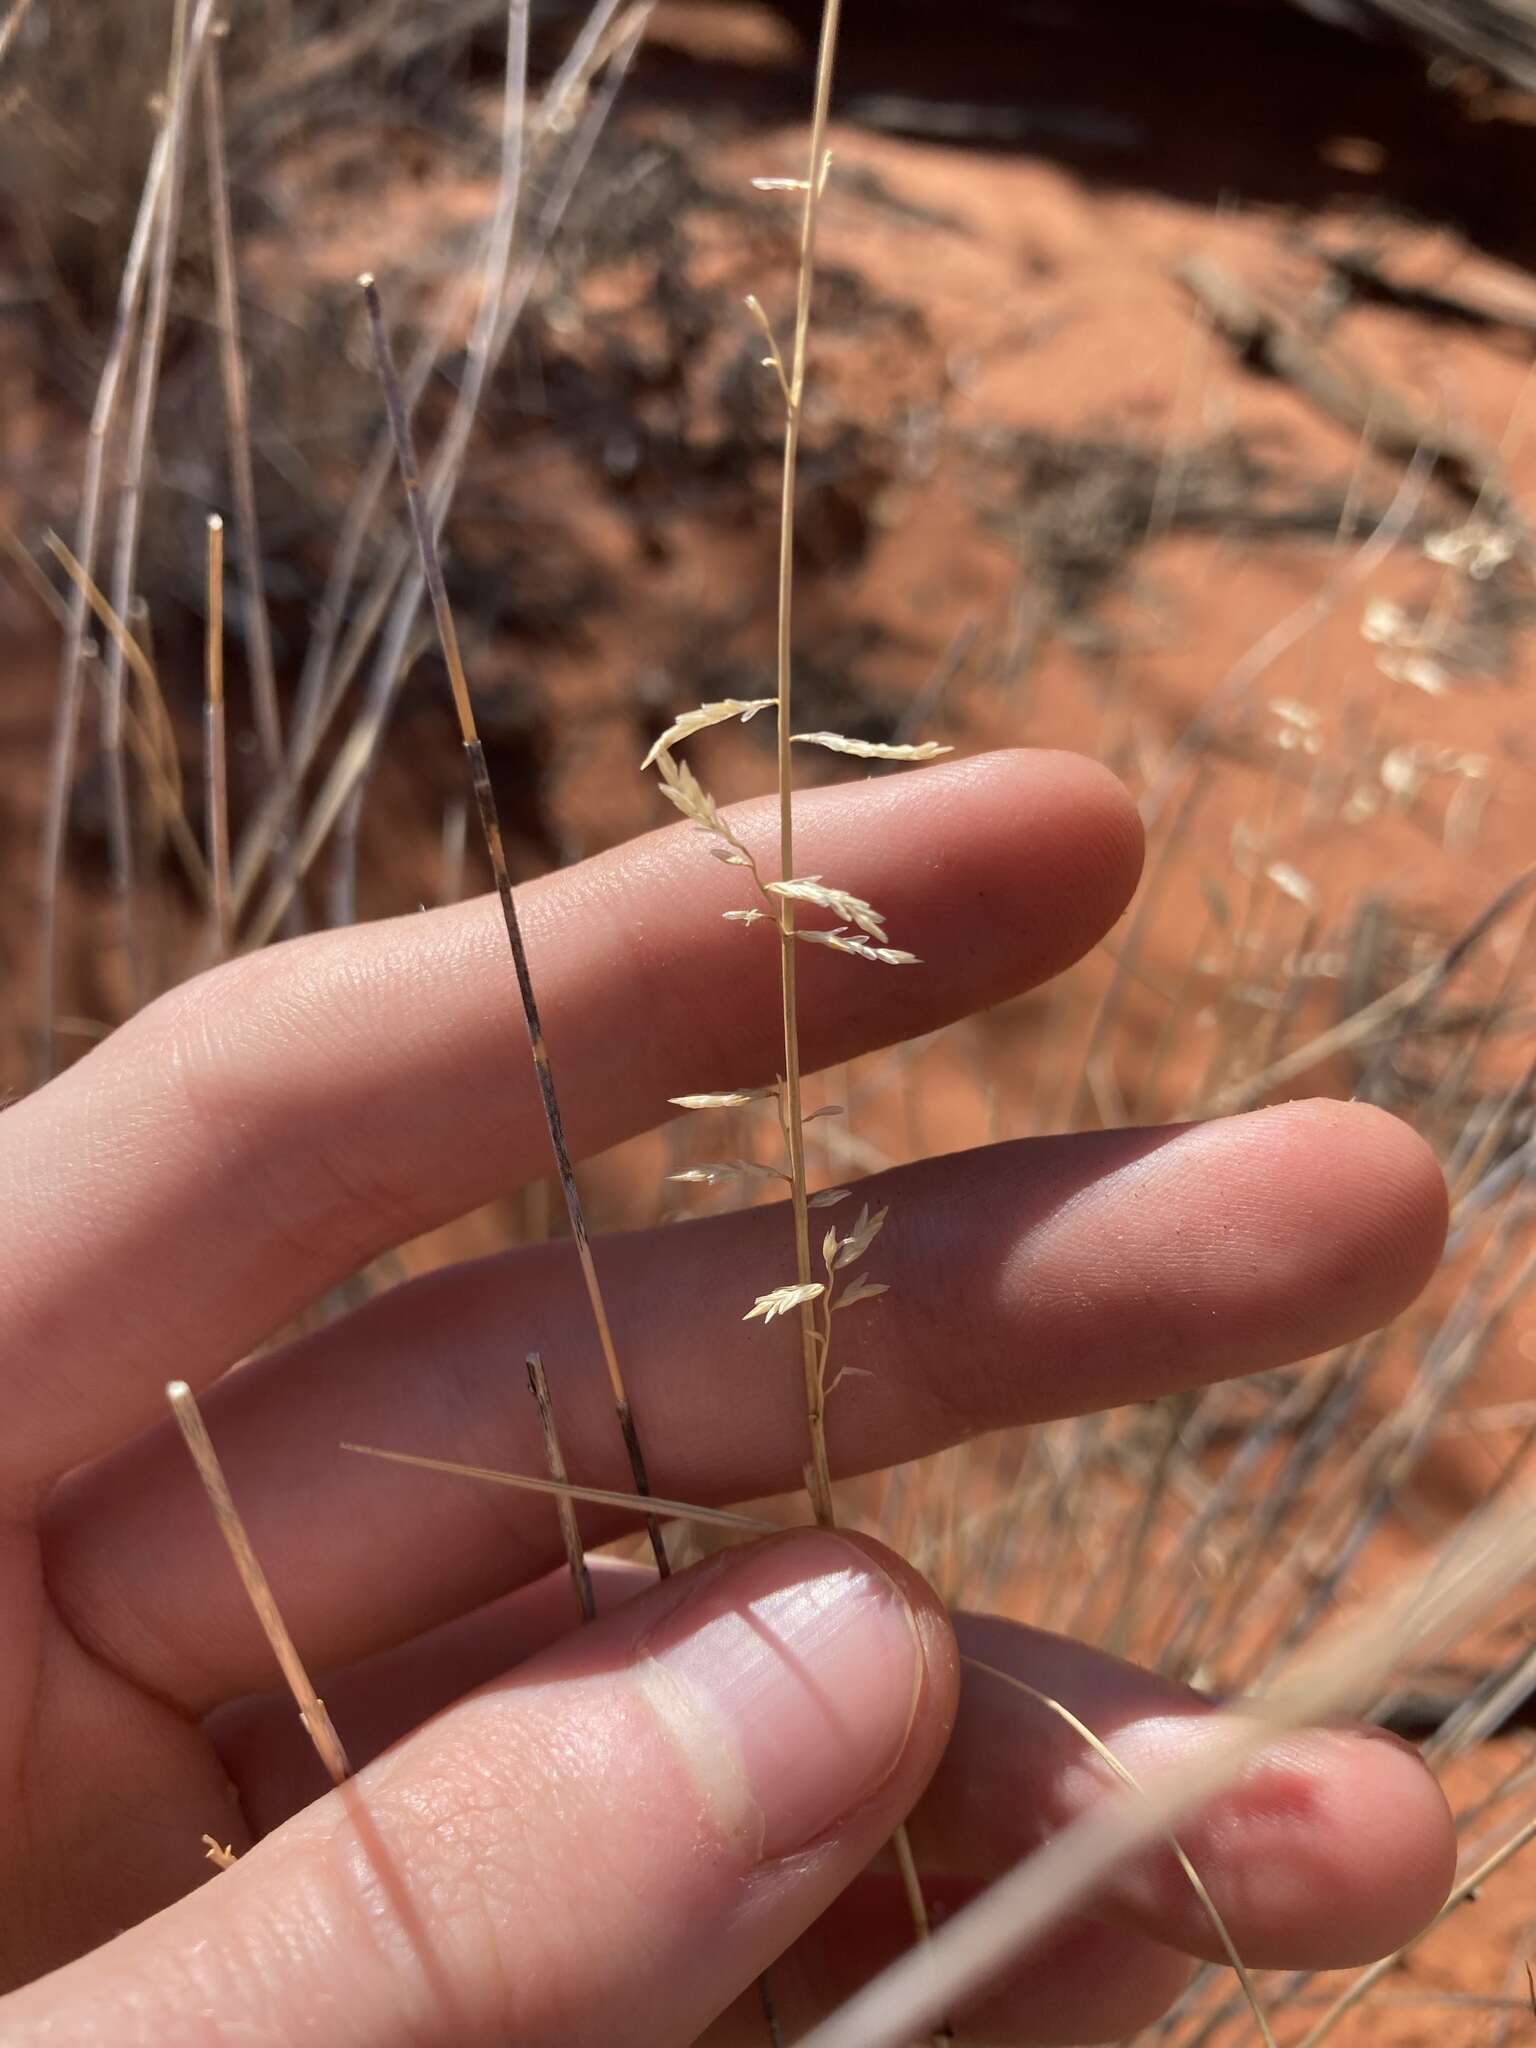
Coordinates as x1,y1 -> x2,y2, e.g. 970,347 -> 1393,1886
360,270 -> 670,1578
167,1380 -> 349,1786
527,1353 -> 596,1623
204,515 -> 230,956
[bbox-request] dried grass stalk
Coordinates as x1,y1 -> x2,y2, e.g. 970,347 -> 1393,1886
360,268 -> 671,1577
201,43 -> 284,788
34,0 -> 216,1077
204,515 -> 230,955
341,1443 -> 779,1535
527,1352 -> 596,1623
802,1497 -> 1536,2048
168,1380 -> 350,1787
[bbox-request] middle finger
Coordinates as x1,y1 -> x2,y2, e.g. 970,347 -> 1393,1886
46,1099 -> 1444,1713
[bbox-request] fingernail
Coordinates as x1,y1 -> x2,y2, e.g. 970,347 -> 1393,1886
638,1532 -> 923,1860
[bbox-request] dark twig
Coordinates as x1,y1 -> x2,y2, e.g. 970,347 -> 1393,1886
527,1353 -> 596,1623
361,272 -> 670,1577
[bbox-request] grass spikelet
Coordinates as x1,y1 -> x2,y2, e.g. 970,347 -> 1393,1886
670,1159 -> 790,1186
669,1089 -> 779,1110
765,877 -> 891,944
791,733 -> 953,762
744,1281 -> 826,1324
640,697 -> 778,769
797,928 -> 919,967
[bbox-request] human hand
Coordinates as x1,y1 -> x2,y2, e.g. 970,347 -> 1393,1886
0,750 -> 1453,2043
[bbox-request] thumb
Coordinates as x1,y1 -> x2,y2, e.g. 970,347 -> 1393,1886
3,1531 -> 956,2048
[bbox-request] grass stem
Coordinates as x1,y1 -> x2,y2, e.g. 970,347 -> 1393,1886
168,1380 -> 350,1787
527,1352 -> 597,1623
204,515 -> 230,956
341,1444 -> 778,1535
361,269 -> 671,1577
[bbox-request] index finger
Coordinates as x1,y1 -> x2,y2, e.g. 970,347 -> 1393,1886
0,749 -> 1141,1498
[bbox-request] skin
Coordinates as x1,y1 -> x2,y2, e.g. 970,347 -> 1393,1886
0,749 -> 1454,2044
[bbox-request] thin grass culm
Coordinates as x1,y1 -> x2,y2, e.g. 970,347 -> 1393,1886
204,514 -> 230,957
769,0 -> 845,1533
167,1380 -> 350,1787
960,1655 -> 1276,2048
360,271 -> 670,1578
639,0 -> 949,2019
526,1351 -> 597,1623
805,1496 -> 1536,2048
340,1444 -> 779,1536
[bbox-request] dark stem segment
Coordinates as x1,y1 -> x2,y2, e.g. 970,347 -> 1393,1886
465,737 -> 668,1578
527,1352 -> 597,1624
758,1972 -> 785,2048
362,271 -> 669,1577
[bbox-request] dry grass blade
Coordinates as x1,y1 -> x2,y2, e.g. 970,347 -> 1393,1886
0,0 -> 34,71
98,0 -> 212,1009
201,43 -> 283,784
961,1655 -> 1277,2047
204,515 -> 230,956
238,3 -> 649,944
168,1381 -> 350,1787
33,2 -> 196,1076
771,0 -> 843,1533
527,1352 -> 596,1624
323,2 -> 650,918
1208,862 -> 1536,1115
43,532 -> 208,898
341,1444 -> 780,1534
802,1498 -> 1536,2048
361,266 -> 671,1578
